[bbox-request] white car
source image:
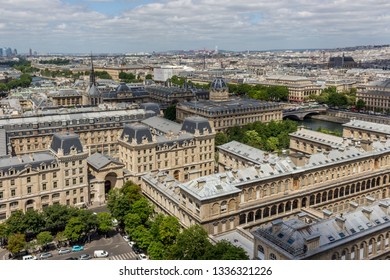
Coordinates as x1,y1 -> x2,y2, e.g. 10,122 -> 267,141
94,250 -> 109,258
138,253 -> 148,260
58,248 -> 71,255
123,235 -> 130,242
128,241 -> 136,248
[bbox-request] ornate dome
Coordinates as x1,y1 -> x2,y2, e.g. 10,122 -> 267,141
211,77 -> 228,91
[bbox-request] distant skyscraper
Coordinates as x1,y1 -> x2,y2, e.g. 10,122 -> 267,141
29,48 -> 32,56
5,48 -> 12,57
0,48 -> 3,57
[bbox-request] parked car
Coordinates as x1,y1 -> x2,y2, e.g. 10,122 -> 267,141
65,257 -> 78,260
58,248 -> 71,255
128,241 -> 136,248
123,235 -> 130,242
79,254 -> 92,260
138,253 -> 148,260
133,246 -> 141,254
94,250 -> 109,258
72,245 -> 84,252
39,252 -> 53,259
22,255 -> 37,260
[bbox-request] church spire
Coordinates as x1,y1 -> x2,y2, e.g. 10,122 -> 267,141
90,53 -> 96,86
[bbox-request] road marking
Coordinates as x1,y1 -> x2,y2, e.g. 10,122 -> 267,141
109,252 -> 137,260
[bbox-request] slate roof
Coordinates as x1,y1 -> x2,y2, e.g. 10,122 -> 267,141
50,132 -> 84,155
0,152 -> 56,172
181,116 -> 212,135
87,153 -> 123,170
343,119 -> 390,135
121,123 -> 153,144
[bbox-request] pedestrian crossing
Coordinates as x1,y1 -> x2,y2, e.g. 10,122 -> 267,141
109,252 -> 138,260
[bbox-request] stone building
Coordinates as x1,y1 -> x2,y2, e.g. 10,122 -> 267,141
176,77 -> 283,131
0,132 -> 88,221
0,107 -> 156,156
119,116 -> 215,185
289,126 -> 348,155
356,79 -> 390,112
141,120 -> 390,236
259,75 -> 321,102
252,198 -> 390,260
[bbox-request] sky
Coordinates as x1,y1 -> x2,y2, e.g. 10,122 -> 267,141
1,0 -> 390,54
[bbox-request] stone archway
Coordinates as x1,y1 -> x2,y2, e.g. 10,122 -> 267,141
104,172 -> 118,198
25,199 -> 35,212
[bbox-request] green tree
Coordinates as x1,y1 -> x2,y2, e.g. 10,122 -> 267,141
265,136 -> 279,151
159,216 -> 180,246
215,132 -> 229,147
96,212 -> 113,237
130,197 -> 154,224
107,188 -> 132,224
132,225 -> 153,250
356,99 -> 366,111
6,210 -> 27,234
24,209 -> 45,236
204,240 -> 249,260
243,130 -> 262,149
171,225 -> 212,260
147,241 -> 166,260
164,105 -> 176,121
77,210 -> 98,233
0,83 -> 7,92
36,231 -> 53,250
0,223 -> 8,245
145,74 -> 152,80
43,204 -> 77,232
64,217 -> 85,242
7,233 -> 26,255
124,213 -> 142,237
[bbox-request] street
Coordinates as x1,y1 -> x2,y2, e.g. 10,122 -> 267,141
0,232 -> 139,261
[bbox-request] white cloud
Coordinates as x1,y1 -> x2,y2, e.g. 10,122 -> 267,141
1,0 -> 390,53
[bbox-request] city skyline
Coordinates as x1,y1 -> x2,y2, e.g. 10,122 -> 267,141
1,0 -> 390,54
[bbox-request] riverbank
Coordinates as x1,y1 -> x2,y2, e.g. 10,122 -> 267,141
310,114 -> 349,124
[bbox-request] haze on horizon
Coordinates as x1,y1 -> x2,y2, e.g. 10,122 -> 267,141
1,0 -> 390,54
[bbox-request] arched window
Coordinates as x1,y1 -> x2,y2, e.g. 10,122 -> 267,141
257,245 -> 265,260
269,253 -> 277,260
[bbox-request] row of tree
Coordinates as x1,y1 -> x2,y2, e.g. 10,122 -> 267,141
39,58 -> 70,65
215,120 -> 298,152
306,86 -> 360,108
228,83 -> 289,102
0,205 -> 115,254
107,181 -> 249,260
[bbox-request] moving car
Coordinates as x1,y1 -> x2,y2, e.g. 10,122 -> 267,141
39,252 -> 53,259
72,245 -> 84,252
93,250 -> 109,258
79,254 -> 92,260
58,248 -> 71,255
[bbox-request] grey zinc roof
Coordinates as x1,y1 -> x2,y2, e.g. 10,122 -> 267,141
121,123 -> 153,144
218,140 -> 278,164
139,103 -> 160,115
290,128 -> 345,147
211,77 -> 228,90
343,119 -> 390,135
141,116 -> 182,135
0,152 -> 56,172
87,153 -> 122,170
179,98 -> 281,114
253,198 -> 390,259
50,132 -> 83,155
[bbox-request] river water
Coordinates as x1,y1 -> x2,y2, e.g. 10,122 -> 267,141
296,118 -> 344,134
